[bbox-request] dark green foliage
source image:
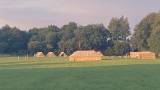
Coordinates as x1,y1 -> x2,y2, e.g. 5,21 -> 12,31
130,12 -> 160,57
0,19 -> 131,56
74,24 -> 112,51
28,25 -> 60,54
104,41 -> 130,56
0,25 -> 29,55
131,12 -> 160,51
28,41 -> 47,55
113,41 -> 130,56
60,22 -> 77,41
108,16 -> 130,41
58,22 -> 78,53
148,26 -> 160,57
105,16 -> 130,56
56,24 -> 112,55
0,42 -> 8,53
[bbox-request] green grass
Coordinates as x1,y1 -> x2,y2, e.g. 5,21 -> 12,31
0,56 -> 160,90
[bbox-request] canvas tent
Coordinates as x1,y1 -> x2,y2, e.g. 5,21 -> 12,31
129,52 -> 156,60
35,52 -> 45,58
47,52 -> 56,57
69,50 -> 103,62
59,52 -> 67,57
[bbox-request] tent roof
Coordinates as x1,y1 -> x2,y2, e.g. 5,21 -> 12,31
70,50 -> 103,57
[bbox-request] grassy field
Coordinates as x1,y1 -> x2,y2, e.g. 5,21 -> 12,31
0,56 -> 160,90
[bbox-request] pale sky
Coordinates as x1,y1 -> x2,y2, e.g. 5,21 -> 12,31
0,0 -> 160,30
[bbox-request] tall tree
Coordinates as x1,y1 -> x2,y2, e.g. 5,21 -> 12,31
58,22 -> 78,52
60,22 -> 77,41
74,24 -> 112,51
28,25 -> 60,54
108,16 -> 130,41
131,12 -> 160,51
148,25 -> 160,57
0,25 -> 29,54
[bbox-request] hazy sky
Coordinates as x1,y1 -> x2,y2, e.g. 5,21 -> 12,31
0,0 -> 160,30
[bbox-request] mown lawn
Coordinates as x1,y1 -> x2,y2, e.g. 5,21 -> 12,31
0,56 -> 160,90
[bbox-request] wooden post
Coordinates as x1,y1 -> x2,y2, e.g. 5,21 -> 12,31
18,56 -> 20,61
27,54 -> 29,60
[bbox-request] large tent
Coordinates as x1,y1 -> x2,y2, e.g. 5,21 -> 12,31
69,50 -> 103,62
129,52 -> 156,60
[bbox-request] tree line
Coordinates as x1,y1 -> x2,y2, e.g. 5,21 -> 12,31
0,12 -> 160,56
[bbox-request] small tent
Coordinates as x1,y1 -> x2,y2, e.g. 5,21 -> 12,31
35,52 -> 45,58
47,52 -> 56,57
69,50 -> 103,62
129,52 -> 156,60
59,52 -> 67,57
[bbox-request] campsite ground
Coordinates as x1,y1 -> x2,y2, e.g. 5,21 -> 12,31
0,56 -> 160,90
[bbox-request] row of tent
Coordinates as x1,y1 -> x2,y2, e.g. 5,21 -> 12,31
35,50 -> 104,61
35,50 -> 156,61
35,52 -> 67,58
